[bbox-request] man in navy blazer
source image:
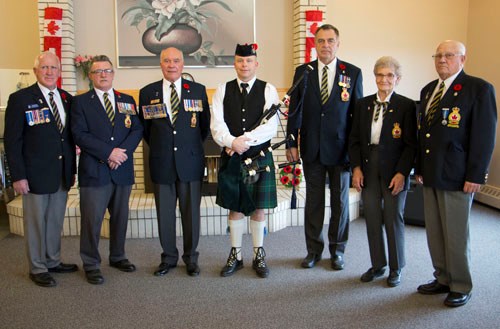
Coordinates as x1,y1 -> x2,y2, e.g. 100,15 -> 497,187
287,24 -> 363,270
71,55 -> 143,285
138,47 -> 210,277
415,40 -> 497,307
5,51 -> 78,287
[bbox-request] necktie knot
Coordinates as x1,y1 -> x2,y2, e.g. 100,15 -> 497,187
374,100 -> 389,107
240,83 -> 249,96
373,100 -> 389,122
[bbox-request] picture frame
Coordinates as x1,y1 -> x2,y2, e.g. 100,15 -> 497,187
115,0 -> 256,68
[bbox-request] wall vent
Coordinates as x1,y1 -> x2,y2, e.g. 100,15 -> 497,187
475,184 -> 500,210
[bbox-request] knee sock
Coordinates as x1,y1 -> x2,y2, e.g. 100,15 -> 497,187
250,220 -> 265,259
229,218 -> 245,260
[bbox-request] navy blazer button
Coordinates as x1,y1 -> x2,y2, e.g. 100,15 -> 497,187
61,138 -> 64,142
425,149 -> 430,154
426,133 -> 430,138
173,131 -> 177,134
174,147 -> 178,151
58,155 -> 62,159
111,137 -> 114,141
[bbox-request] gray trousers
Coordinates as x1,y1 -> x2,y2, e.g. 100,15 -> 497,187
79,183 -> 132,271
154,180 -> 201,265
423,187 -> 473,293
22,184 -> 69,274
303,160 -> 350,257
362,147 -> 406,271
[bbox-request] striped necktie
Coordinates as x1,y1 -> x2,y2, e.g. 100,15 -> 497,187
321,66 -> 329,105
373,100 -> 389,122
48,91 -> 64,133
240,82 -> 249,97
170,83 -> 180,125
103,92 -> 115,125
426,81 -> 445,125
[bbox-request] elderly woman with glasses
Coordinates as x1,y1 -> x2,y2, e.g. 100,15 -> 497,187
348,56 -> 417,287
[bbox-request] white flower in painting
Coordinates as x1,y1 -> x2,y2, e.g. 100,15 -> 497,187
152,0 -> 186,19
190,0 -> 201,6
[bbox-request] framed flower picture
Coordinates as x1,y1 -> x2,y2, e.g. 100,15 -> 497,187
115,0 -> 256,68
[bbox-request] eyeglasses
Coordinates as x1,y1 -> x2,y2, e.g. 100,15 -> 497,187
90,69 -> 114,74
432,53 -> 462,60
375,73 -> 397,80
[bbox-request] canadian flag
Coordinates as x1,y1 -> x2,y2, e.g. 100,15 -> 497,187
43,7 -> 63,87
305,10 -> 323,63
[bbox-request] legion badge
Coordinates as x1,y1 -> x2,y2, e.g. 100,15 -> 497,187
447,107 -> 461,128
392,122 -> 402,139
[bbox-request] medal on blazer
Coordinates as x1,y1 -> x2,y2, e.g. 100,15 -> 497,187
341,88 -> 350,102
124,114 -> 131,128
191,113 -> 197,127
142,103 -> 167,120
441,108 -> 450,126
392,122 -> 402,138
25,107 -> 51,126
117,102 -> 137,115
183,99 -> 203,112
447,107 -> 461,128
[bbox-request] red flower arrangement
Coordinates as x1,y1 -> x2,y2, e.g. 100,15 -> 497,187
279,165 -> 303,188
453,84 -> 462,91
339,63 -> 346,70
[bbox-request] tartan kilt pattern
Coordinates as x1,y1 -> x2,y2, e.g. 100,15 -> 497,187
245,151 -> 277,209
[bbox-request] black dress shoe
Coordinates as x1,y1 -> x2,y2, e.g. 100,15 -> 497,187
85,269 -> 104,285
186,263 -> 200,277
387,270 -> 401,287
444,292 -> 471,307
331,255 -> 344,270
154,262 -> 176,276
29,272 -> 56,287
48,263 -> 78,273
417,280 -> 450,295
301,253 -> 321,268
110,259 -> 136,272
360,267 -> 386,282
221,247 -> 244,277
252,247 -> 269,278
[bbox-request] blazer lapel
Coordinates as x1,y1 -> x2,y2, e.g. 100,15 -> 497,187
309,61 -> 321,101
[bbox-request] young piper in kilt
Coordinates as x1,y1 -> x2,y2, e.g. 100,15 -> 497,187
211,43 -> 279,278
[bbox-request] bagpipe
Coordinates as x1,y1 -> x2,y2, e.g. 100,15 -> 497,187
240,64 -> 313,181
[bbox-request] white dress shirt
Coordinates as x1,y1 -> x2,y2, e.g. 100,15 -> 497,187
211,76 -> 279,149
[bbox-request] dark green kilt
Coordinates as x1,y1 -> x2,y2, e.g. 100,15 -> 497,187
216,151 -> 277,215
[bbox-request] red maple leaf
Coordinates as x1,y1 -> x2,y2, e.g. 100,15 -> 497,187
47,21 -> 60,35
310,22 -> 318,35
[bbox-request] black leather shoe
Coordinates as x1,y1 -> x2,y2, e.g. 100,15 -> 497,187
29,272 -> 56,287
221,247 -> 244,277
252,247 -> 269,278
417,280 -> 450,295
154,262 -> 176,276
48,263 -> 78,273
85,269 -> 104,285
331,255 -> 345,270
110,259 -> 136,272
444,292 -> 471,307
387,270 -> 401,287
301,253 -> 321,268
186,263 -> 200,277
360,267 -> 386,282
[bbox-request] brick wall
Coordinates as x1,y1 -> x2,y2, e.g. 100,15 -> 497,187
293,0 -> 327,67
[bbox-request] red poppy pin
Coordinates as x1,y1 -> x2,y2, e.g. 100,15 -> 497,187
61,93 -> 67,102
114,90 -> 121,98
453,84 -> 462,91
339,63 -> 346,70
183,83 -> 190,90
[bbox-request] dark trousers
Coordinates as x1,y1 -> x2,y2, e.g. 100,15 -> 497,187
154,180 -> 201,265
303,159 -> 350,257
79,183 -> 132,271
362,147 -> 406,271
